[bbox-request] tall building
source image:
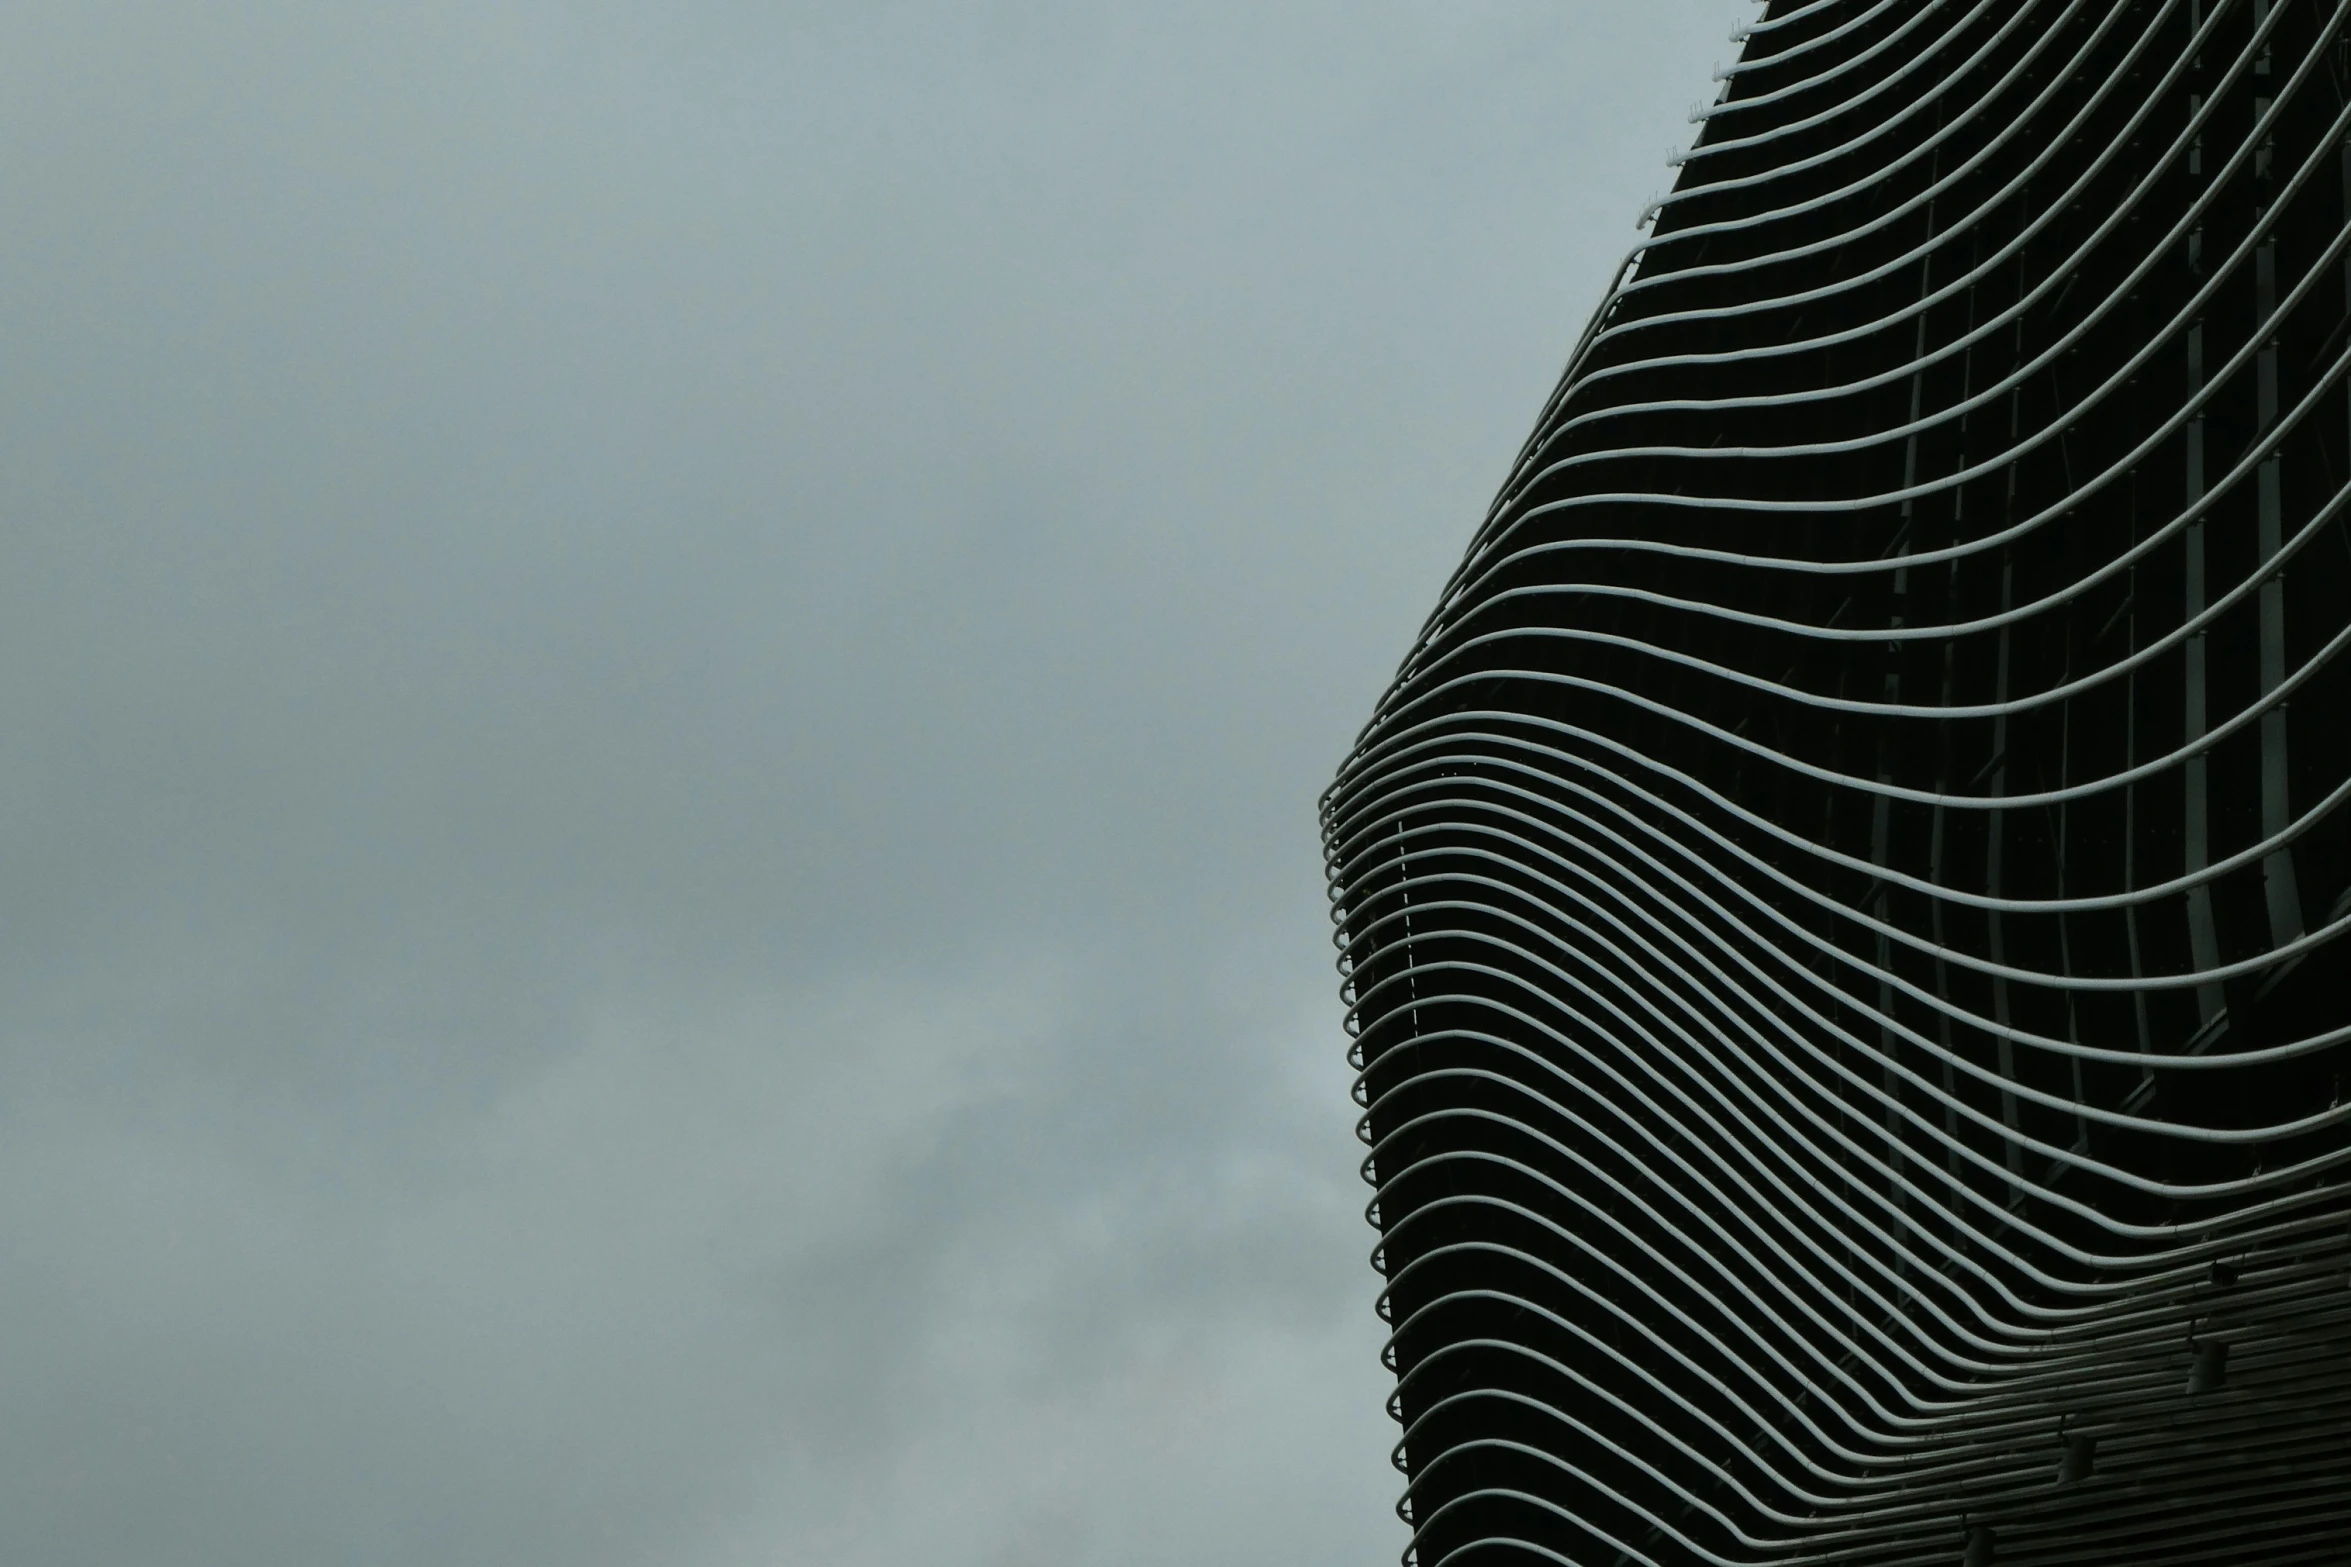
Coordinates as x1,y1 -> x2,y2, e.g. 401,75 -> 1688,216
1321,3 -> 2351,1563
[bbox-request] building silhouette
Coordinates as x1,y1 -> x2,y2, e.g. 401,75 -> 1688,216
1322,3 -> 2351,1563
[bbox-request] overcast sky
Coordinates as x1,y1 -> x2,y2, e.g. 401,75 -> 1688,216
0,4 -> 1736,1564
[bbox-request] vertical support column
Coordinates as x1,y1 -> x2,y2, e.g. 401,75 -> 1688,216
1981,337 -> 2032,1199
2254,235 -> 2302,950
2252,56 -> 2302,953
2180,28 -> 2224,1026
1927,258 -> 1982,1208
1875,216 -> 1936,1272
2055,673 -> 2089,1152
2123,474 -> 2154,1079
1987,546 -> 2024,1196
2185,317 -> 2225,1025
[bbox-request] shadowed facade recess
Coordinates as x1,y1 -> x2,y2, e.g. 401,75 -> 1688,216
1320,2 -> 2351,1564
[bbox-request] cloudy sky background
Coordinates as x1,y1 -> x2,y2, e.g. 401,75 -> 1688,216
1,4 -> 1737,1563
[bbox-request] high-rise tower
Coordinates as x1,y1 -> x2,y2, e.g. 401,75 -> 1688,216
1322,4 -> 2351,1563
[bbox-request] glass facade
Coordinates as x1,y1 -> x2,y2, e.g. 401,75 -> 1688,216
1323,3 -> 2351,1562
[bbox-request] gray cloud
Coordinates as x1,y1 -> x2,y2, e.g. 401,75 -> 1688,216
0,2 -> 1736,1563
